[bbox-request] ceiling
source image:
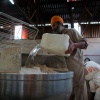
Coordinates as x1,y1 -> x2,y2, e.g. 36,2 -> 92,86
0,0 -> 100,25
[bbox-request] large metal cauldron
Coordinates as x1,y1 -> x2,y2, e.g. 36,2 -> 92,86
0,72 -> 73,100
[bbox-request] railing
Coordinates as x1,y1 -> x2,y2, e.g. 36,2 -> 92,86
0,12 -> 39,40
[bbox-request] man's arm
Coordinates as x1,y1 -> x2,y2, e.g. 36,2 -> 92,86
74,40 -> 88,49
65,39 -> 88,54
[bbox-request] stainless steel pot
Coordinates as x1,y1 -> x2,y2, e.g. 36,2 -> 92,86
0,71 -> 73,100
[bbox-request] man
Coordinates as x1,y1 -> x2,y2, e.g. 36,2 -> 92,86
50,15 -> 88,100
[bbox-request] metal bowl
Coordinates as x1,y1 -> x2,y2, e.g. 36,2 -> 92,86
0,71 -> 73,100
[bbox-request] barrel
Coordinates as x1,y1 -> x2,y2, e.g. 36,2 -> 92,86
0,71 -> 73,100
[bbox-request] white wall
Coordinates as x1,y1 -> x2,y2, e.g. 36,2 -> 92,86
83,38 -> 100,64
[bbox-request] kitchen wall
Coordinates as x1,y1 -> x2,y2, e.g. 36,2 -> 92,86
83,38 -> 100,64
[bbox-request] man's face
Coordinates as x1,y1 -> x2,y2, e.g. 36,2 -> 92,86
51,22 -> 62,34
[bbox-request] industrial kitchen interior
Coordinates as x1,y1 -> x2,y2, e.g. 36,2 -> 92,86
0,0 -> 100,100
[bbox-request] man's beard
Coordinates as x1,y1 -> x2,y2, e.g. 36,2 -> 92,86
53,26 -> 63,34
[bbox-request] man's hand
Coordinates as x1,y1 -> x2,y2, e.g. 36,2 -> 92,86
65,39 -> 76,54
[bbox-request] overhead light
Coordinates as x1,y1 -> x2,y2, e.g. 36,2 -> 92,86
9,0 -> 14,5
0,26 -> 4,29
67,0 -> 76,2
72,7 -> 74,10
